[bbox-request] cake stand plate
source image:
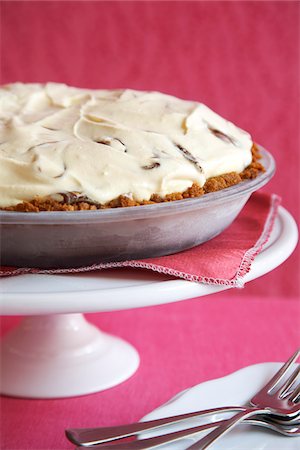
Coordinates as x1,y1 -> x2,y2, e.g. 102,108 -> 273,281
0,206 -> 298,398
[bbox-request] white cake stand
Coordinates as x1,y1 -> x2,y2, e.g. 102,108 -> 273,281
0,206 -> 298,399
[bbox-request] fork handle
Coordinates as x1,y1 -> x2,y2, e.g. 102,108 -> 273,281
186,408 -> 270,450
66,406 -> 246,446
74,417 -> 260,450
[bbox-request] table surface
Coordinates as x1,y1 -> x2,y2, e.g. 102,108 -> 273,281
1,292 -> 299,450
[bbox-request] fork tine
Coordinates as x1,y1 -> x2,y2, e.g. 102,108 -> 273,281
289,384 -> 300,403
279,365 -> 300,397
265,349 -> 300,393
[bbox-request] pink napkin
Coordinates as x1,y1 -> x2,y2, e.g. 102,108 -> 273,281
0,192 -> 280,287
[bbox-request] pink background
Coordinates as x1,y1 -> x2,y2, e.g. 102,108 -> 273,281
1,0 -> 299,297
1,3 -> 299,449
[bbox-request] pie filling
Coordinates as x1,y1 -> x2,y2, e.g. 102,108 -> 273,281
0,83 -> 264,212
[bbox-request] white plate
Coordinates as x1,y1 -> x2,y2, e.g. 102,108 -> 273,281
141,362 -> 300,449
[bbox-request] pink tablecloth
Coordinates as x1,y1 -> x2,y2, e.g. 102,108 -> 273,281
1,292 -> 299,450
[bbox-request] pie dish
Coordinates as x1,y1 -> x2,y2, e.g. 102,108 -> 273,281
0,83 -> 274,268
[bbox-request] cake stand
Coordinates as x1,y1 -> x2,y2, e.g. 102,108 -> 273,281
0,206 -> 298,399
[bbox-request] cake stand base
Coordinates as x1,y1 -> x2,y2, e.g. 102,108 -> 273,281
0,313 -> 140,398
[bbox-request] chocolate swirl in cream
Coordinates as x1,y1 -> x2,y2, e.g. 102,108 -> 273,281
0,83 -> 253,207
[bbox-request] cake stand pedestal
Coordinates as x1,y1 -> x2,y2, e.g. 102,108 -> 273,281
0,206 -> 298,398
0,313 -> 140,398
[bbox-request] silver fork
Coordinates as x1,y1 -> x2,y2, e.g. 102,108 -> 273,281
186,349 -> 300,449
67,408 -> 300,448
67,350 -> 299,448
74,417 -> 300,450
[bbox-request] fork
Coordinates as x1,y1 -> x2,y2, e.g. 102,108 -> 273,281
66,406 -> 300,448
186,349 -> 300,449
67,350 -> 299,448
73,416 -> 300,450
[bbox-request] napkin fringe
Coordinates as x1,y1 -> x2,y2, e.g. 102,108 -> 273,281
116,261 -> 240,286
13,260 -> 244,286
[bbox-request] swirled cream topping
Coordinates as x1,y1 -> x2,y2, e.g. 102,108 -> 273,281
0,83 -> 253,207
